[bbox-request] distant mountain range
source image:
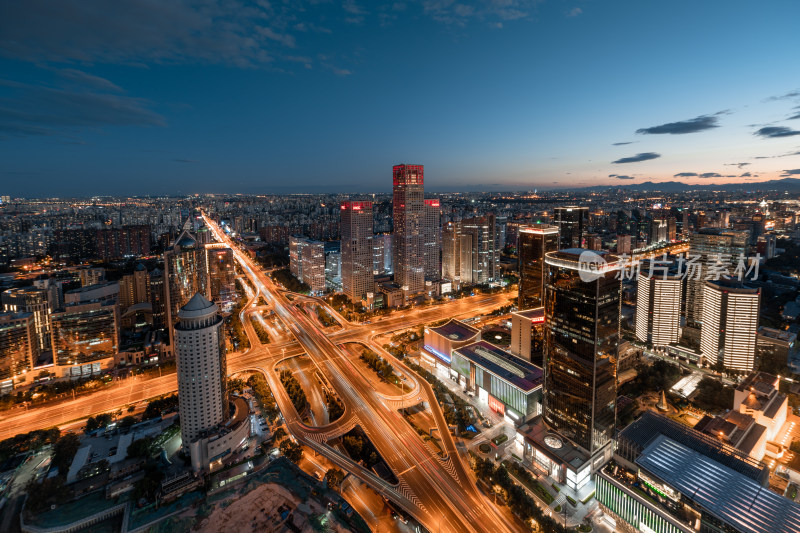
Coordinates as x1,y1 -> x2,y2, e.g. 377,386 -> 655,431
577,177 -> 800,193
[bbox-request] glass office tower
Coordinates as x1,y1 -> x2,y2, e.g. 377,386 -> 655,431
543,249 -> 621,457
518,224 -> 560,309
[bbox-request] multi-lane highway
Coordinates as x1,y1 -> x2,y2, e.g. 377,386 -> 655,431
0,290 -> 507,442
0,216 -> 518,532
203,214 -> 518,533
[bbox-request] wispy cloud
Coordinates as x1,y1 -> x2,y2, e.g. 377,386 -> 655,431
674,172 -> 698,177
781,168 -> 800,176
0,78 -> 164,140
612,141 -> 634,146
420,0 -> 535,26
699,172 -> 722,178
57,69 -> 123,92
567,7 -> 583,17
612,152 -> 660,164
636,114 -> 721,135
724,162 -> 751,169
765,89 -> 800,102
754,126 -> 800,138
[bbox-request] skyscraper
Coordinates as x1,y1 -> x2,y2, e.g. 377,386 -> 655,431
441,221 -> 461,284
649,218 -> 668,245
0,312 -> 38,387
543,249 -> 621,460
288,237 -> 326,294
1,286 -> 54,351
119,263 -> 150,312
685,228 -> 749,327
636,268 -> 682,347
553,206 -> 588,249
340,201 -> 374,304
518,225 -> 559,310
372,233 -> 392,276
700,280 -> 760,372
392,164 -> 425,296
459,215 -> 497,285
174,293 -> 230,465
205,244 -> 237,305
149,267 -> 166,330
51,300 -> 120,375
423,199 -> 441,280
164,229 -> 209,347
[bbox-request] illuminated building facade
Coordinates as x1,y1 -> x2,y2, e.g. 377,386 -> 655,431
442,221 -> 461,283
149,267 -> 166,330
543,249 -> 621,462
392,164 -> 425,295
175,293 -> 248,472
340,201 -> 374,304
164,230 -> 209,347
175,293 -> 228,445
685,228 -> 748,326
423,198 -> 441,280
0,312 -> 38,388
451,340 -> 543,422
636,270 -> 682,347
518,224 -> 559,310
51,300 -> 120,373
553,206 -> 588,249
1,286 -> 54,351
510,308 -> 545,365
459,214 -> 497,285
205,244 -> 237,306
289,237 -> 325,295
700,279 -> 760,371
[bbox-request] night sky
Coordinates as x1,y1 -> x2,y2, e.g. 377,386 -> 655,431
1,1 -> 799,196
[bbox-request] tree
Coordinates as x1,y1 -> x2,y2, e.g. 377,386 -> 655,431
279,439 -> 303,462
127,436 -> 154,459
24,476 -> 66,513
272,427 -> 287,442
134,464 -> 164,502
343,435 -> 363,458
52,433 -> 81,475
324,468 -> 345,490
84,413 -> 113,433
120,415 -> 137,429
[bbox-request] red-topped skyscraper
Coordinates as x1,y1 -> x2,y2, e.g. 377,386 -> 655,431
392,164 -> 425,296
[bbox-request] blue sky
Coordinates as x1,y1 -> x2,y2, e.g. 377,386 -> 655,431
1,0 -> 799,196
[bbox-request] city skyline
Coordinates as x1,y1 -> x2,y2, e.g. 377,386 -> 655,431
1,1 -> 800,196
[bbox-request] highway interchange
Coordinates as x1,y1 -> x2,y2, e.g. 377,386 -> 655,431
0,215 -> 519,532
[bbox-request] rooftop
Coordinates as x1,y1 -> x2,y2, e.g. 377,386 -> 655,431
453,341 -> 542,392
177,292 -> 218,320
757,327 -> 796,344
513,307 -> 545,321
429,319 -> 480,342
618,411 -> 767,483
517,416 -> 590,471
737,371 -> 779,393
636,435 -> 800,533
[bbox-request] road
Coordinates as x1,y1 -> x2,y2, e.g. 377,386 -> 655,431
0,293 -> 507,442
203,215 -> 517,533
0,218 -> 517,532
